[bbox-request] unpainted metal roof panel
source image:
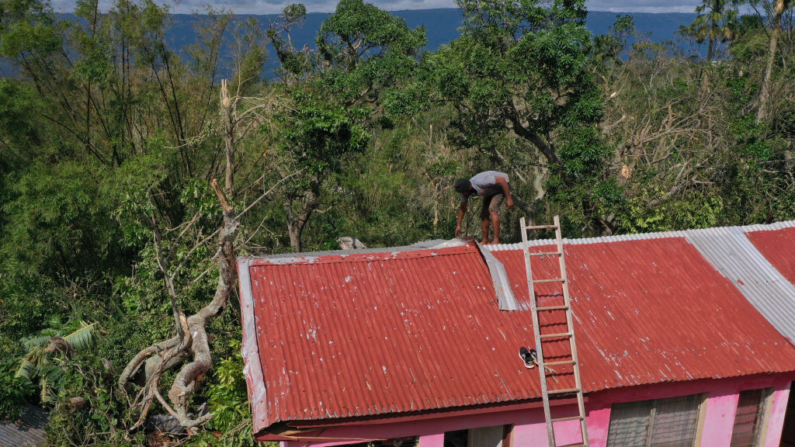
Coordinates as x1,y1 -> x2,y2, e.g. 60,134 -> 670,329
686,227 -> 795,343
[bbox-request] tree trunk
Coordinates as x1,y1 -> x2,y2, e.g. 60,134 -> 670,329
701,37 -> 714,95
757,12 -> 782,124
221,79 -> 235,199
285,188 -> 319,253
706,36 -> 714,63
287,219 -> 304,252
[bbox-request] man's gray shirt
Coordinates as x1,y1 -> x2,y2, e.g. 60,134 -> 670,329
461,171 -> 509,203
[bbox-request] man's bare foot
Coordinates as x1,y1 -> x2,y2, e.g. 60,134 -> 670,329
490,239 -> 500,245
480,239 -> 490,245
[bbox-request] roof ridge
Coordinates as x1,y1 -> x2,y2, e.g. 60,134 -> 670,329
246,244 -> 476,266
483,219 -> 795,251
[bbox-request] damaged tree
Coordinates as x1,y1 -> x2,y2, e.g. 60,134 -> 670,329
117,80 -> 291,431
118,80 -> 241,430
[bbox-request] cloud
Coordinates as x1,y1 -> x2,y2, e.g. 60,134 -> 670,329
50,0 -> 702,16
588,0 -> 699,13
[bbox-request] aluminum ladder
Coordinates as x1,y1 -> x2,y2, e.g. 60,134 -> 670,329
520,215 -> 589,447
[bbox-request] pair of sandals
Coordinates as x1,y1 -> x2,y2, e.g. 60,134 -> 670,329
519,347 -> 538,369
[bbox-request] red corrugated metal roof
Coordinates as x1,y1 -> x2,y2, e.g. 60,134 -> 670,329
241,238 -> 795,430
746,227 -> 795,284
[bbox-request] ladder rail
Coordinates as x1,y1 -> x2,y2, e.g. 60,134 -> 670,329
554,216 -> 590,447
521,216 -> 590,447
520,217 -> 555,445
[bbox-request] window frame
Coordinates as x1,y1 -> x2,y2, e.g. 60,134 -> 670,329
606,393 -> 707,447
730,388 -> 774,447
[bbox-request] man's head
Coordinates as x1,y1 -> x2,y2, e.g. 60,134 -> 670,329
454,178 -> 471,194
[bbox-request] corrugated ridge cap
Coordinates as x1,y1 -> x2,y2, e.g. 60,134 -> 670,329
240,239 -> 469,264
483,219 -> 795,251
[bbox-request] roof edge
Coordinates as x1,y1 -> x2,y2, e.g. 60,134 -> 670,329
237,258 -> 270,432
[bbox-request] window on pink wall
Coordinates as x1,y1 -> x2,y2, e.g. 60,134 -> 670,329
606,394 -> 704,447
333,438 -> 419,446
443,426 -> 510,447
730,388 -> 770,447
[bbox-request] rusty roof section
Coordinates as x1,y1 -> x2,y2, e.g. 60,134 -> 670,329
238,221 -> 795,435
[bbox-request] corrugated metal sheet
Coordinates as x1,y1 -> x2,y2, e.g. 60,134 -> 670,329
239,222 -> 795,430
474,241 -> 519,311
244,245 -> 545,426
686,227 -> 795,343
491,237 -> 795,393
0,405 -> 48,446
487,222 -> 795,344
746,226 -> 795,284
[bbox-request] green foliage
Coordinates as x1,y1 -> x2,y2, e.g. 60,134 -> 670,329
1,0 -> 795,443
45,353 -> 142,447
0,358 -> 34,420
281,98 -> 369,177
592,15 -> 635,63
317,0 -> 426,103
617,192 -> 724,233
15,318 -> 99,404
187,339 -> 259,446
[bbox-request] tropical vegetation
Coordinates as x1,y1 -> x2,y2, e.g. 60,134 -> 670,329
0,0 -> 794,444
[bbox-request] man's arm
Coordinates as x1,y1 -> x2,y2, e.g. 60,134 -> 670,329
495,176 -> 514,209
455,201 -> 467,237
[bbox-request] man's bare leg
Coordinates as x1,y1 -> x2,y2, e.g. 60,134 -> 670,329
490,211 -> 501,245
481,218 -> 490,245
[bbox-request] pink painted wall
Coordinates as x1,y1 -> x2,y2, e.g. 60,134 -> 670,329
418,433 -> 444,447
281,373 -> 794,447
586,374 -> 794,447
764,381 -> 791,447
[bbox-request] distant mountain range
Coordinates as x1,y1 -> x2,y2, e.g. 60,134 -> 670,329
160,9 -> 699,77
39,9 -> 698,78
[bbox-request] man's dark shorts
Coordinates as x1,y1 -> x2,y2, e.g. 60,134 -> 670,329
480,194 -> 504,220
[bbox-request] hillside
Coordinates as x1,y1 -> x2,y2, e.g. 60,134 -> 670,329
160,9 -> 698,76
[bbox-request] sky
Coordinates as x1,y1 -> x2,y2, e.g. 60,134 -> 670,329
51,0 -> 704,15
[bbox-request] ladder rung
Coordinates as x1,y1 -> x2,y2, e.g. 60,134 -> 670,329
545,359 -> 576,366
524,224 -> 558,230
533,278 -> 565,284
548,387 -> 581,395
539,332 -> 572,339
528,251 -> 562,257
536,305 -> 569,311
551,415 -> 584,423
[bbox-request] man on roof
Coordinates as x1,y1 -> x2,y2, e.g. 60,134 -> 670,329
454,171 -> 514,245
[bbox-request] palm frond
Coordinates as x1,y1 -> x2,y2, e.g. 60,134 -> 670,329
39,363 -> 65,383
38,364 -> 65,404
15,359 -> 37,381
40,377 -> 53,403
22,335 -> 52,350
62,322 -> 97,351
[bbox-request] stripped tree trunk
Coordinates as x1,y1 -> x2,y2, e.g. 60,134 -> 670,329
757,8 -> 783,124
